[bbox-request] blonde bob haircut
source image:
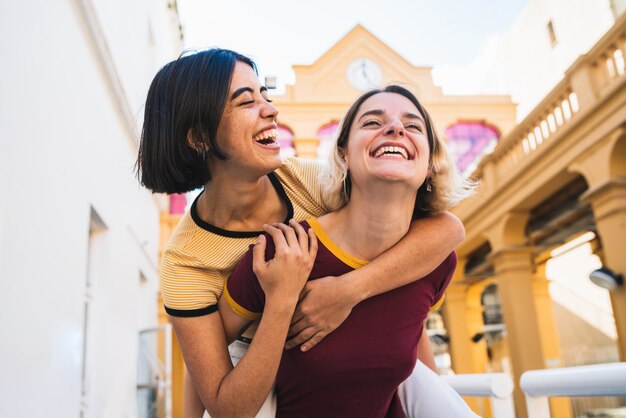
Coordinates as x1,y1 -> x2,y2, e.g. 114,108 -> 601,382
321,85 -> 475,218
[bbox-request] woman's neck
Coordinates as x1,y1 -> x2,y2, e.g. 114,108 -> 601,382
197,170 -> 285,231
319,183 -> 416,261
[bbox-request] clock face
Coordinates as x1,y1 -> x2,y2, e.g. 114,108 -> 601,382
346,59 -> 383,91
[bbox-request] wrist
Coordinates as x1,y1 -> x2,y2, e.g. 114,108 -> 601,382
264,295 -> 298,314
341,270 -> 369,305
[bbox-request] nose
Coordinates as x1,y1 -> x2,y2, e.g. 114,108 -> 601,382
385,119 -> 404,137
261,100 -> 279,121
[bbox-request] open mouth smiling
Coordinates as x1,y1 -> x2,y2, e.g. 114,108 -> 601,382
253,128 -> 278,145
371,144 -> 414,160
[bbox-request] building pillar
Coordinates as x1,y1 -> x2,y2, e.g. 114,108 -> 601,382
293,137 -> 320,159
570,128 -> 626,360
533,261 -> 573,418
443,259 -> 490,373
442,258 -> 491,416
490,246 -> 543,418
581,178 -> 626,360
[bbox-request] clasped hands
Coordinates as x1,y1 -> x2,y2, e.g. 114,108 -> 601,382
255,220 -> 360,353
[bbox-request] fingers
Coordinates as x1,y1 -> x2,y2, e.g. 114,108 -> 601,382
307,227 -> 318,259
301,332 -> 326,352
252,235 -> 266,275
289,219 -> 309,252
262,224 -> 288,252
285,326 -> 315,350
272,222 -> 299,249
288,316 -> 309,339
285,328 -> 327,352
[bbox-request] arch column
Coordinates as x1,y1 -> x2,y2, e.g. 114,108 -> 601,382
570,130 -> 626,360
532,259 -> 573,418
581,178 -> 626,360
293,137 -> 320,159
486,211 -> 542,418
490,246 -> 542,418
442,259 -> 490,374
442,257 -> 490,416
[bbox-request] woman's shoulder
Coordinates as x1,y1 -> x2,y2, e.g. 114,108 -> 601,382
432,251 -> 458,278
276,157 -> 327,183
274,158 -> 330,217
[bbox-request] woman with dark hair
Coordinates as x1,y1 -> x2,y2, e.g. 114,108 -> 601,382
222,85 -> 477,417
138,49 -> 466,417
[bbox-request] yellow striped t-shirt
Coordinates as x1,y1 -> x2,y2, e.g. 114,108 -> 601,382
160,157 -> 329,317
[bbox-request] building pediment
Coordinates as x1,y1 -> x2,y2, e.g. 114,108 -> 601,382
276,24 -> 443,104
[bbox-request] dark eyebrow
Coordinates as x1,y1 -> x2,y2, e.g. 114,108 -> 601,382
357,109 -> 384,122
231,86 -> 268,101
358,109 -> 425,125
230,87 -> 253,101
404,112 -> 426,124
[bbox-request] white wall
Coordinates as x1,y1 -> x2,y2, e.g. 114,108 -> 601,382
0,1 -> 180,417
481,0 -> 615,118
433,0 -> 617,120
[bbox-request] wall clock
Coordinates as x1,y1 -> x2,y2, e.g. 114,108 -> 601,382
346,59 -> 383,91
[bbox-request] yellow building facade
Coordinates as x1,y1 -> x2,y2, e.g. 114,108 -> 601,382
272,25 -> 517,161
159,19 -> 626,418
447,13 -> 626,418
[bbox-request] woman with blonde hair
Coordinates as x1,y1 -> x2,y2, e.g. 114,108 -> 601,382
222,85 -> 477,417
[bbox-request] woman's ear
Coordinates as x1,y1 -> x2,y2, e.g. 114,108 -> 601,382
338,147 -> 348,167
187,128 -> 208,156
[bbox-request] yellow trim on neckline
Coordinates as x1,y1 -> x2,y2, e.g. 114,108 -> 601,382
307,218 -> 369,269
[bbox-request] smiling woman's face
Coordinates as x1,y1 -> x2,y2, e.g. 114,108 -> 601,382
343,92 -> 430,191
212,61 -> 282,178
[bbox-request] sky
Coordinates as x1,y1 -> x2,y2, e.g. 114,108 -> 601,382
177,0 -> 528,93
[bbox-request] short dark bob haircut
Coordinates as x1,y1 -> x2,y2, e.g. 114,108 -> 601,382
136,48 -> 256,194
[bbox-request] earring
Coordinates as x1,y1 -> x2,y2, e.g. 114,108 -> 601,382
426,179 -> 432,192
196,144 -> 207,158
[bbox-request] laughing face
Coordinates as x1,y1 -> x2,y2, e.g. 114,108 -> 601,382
212,61 -> 281,178
343,92 -> 430,191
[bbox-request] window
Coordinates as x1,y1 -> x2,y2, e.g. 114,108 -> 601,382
547,20 -> 558,47
445,121 -> 500,175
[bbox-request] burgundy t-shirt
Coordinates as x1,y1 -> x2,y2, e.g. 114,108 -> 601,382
225,219 -> 456,418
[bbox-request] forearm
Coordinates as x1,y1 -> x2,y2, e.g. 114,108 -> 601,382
344,212 -> 464,302
174,299 -> 295,418
185,371 -> 206,418
208,299 -> 295,417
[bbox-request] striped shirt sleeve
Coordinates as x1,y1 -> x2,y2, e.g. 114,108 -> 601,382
279,157 -> 330,213
160,247 -> 223,317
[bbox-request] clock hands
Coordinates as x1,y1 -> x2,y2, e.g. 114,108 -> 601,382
360,60 -> 375,86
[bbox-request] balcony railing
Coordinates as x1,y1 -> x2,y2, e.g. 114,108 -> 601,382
443,373 -> 515,418
456,12 -> 626,217
520,362 -> 626,418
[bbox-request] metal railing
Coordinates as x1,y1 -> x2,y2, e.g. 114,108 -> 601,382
520,362 -> 626,418
443,373 -> 516,418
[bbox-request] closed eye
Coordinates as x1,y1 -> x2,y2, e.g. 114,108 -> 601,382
406,122 -> 424,132
362,119 -> 382,127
